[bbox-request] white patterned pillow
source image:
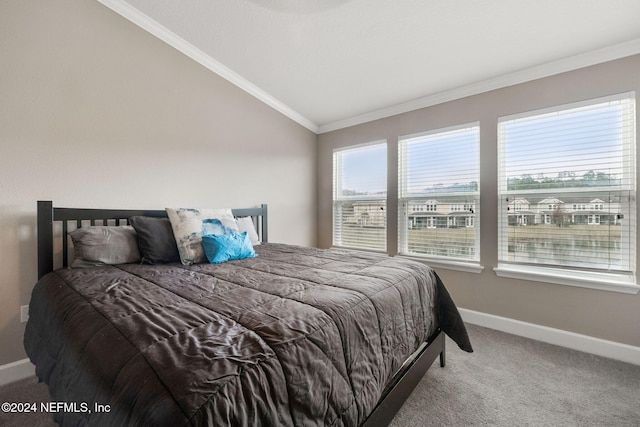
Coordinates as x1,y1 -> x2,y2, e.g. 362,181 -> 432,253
166,208 -> 239,265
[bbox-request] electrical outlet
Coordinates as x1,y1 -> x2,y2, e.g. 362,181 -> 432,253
20,305 -> 29,323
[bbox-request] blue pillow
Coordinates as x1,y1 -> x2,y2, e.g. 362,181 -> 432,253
202,232 -> 257,264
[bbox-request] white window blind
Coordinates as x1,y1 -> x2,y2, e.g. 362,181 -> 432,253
399,124 -> 480,262
498,92 -> 636,275
333,142 -> 387,251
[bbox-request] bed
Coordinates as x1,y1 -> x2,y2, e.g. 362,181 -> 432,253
25,200 -> 472,426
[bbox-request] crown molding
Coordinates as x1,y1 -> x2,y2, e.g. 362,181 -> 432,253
97,0 -> 319,133
318,38 -> 640,134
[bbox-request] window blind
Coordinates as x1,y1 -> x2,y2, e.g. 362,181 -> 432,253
398,124 -> 480,262
333,142 -> 387,251
497,92 -> 636,273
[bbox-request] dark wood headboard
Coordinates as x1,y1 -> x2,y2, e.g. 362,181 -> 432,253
37,200 -> 268,279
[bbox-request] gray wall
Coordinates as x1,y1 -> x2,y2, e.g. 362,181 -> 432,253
318,55 -> 640,347
0,0 -> 317,365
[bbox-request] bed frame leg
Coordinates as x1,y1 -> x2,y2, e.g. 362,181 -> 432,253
439,332 -> 446,367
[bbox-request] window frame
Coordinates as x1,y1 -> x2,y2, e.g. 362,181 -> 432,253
397,123 -> 482,271
332,140 -> 388,252
495,92 -> 638,294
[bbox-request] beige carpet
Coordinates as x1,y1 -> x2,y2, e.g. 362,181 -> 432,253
0,374 -> 54,427
389,324 -> 640,427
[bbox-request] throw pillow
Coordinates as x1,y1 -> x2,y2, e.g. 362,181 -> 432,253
166,207 -> 239,265
128,216 -> 180,264
69,226 -> 140,267
202,232 -> 257,264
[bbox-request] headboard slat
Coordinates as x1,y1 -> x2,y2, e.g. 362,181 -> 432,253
62,221 -> 69,268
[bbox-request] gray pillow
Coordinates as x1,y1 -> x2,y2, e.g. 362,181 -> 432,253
128,216 -> 180,264
69,226 -> 140,268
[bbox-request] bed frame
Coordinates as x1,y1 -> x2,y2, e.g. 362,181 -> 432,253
35,200 -> 445,427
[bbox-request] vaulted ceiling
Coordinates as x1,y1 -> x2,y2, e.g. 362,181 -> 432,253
99,0 -> 640,133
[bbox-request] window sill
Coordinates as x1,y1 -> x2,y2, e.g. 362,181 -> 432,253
398,254 -> 484,274
494,264 -> 639,295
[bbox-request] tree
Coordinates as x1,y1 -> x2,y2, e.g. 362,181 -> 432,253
552,205 -> 564,227
506,171 -> 617,190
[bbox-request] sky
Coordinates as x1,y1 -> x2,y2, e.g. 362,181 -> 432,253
336,126 -> 480,196
500,97 -> 632,188
338,143 -> 387,194
335,95 -> 633,196
401,126 -> 479,195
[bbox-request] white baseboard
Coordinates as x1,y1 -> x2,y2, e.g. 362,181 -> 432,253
459,308 -> 640,366
0,358 -> 35,386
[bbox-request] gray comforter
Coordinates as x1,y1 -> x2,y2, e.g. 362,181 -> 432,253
25,243 -> 472,426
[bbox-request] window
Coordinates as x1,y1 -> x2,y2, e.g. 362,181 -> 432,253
398,124 -> 480,262
333,142 -> 387,251
497,93 -> 636,288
